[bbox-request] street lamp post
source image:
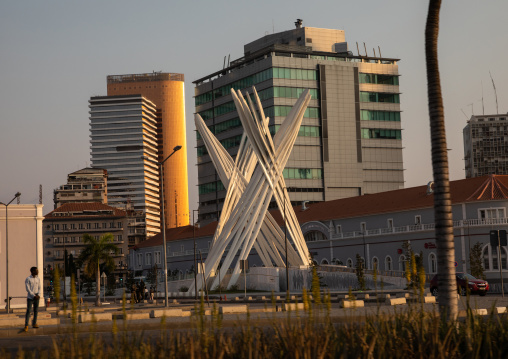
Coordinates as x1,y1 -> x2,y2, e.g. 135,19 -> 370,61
144,145 -> 182,308
192,209 -> 199,300
1,192 -> 21,314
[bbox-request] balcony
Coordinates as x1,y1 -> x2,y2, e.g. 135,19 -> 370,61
53,227 -> 124,233
330,217 -> 508,241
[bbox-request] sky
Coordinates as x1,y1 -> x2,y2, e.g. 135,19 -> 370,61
1,1 -> 507,215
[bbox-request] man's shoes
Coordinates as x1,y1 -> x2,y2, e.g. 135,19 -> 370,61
32,324 -> 39,329
23,326 -> 28,332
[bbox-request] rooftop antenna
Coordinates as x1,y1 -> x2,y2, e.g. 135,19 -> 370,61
39,184 -> 42,204
378,46 -> 382,58
373,48 -> 376,57
363,42 -> 368,56
223,56 -> 226,70
460,108 -> 469,120
489,71 -> 499,114
227,54 -> 230,67
294,19 -> 303,29
481,80 -> 485,115
356,42 -> 360,56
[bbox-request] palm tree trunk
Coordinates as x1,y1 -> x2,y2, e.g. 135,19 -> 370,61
425,0 -> 458,320
96,261 -> 101,306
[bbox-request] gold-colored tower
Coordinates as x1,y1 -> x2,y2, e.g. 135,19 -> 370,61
107,72 -> 189,229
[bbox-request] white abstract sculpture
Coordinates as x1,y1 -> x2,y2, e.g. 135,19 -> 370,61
189,87 -> 312,294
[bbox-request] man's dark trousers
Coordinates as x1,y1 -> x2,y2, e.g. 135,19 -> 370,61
25,297 -> 39,327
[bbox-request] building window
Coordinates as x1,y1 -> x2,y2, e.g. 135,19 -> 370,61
110,222 -> 115,228
94,223 -> 100,229
387,219 -> 393,230
54,224 -> 60,230
372,257 -> 379,270
87,223 -> 91,229
321,258 -> 329,265
399,255 -> 406,272
360,222 -> 366,233
146,253 -> 152,266
137,253 -> 143,267
346,258 -> 353,268
62,224 -> 67,230
154,251 -> 161,264
181,245 -> 184,252
428,253 -> 437,273
385,256 -> 392,271
118,222 -> 122,228
361,128 -> 402,140
304,231 -> 326,242
479,208 -> 505,220
118,235 -> 122,241
415,215 -> 422,225
102,222 -> 107,229
484,244 -> 508,270
70,224 -> 76,230
336,225 -> 342,235
79,223 -> 84,229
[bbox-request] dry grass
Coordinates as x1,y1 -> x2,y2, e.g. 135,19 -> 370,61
3,293 -> 508,358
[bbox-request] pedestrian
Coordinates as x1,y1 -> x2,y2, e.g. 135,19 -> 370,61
24,266 -> 41,332
149,286 -> 154,300
139,280 -> 146,301
131,282 -> 138,304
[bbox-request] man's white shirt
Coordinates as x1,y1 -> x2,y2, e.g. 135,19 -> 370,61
25,275 -> 40,299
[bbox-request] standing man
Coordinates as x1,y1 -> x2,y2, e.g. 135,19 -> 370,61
24,267 -> 41,332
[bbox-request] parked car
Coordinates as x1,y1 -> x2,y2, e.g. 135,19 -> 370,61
430,272 -> 489,296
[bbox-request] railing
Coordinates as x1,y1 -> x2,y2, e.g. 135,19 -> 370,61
331,217 -> 508,241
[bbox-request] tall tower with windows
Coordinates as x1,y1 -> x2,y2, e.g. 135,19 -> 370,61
194,23 -> 403,224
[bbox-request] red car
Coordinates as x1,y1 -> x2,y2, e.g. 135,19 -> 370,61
430,272 -> 489,296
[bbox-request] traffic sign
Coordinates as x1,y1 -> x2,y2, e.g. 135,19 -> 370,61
490,230 -> 507,247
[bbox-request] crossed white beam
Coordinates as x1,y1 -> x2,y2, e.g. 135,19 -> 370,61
189,87 -> 312,294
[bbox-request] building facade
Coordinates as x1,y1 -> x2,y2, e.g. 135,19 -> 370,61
129,175 -> 508,284
194,23 -> 404,224
464,114 -> 508,178
0,204 -> 44,309
106,72 -> 190,229
43,203 -> 130,283
53,167 -> 108,209
89,95 -> 160,237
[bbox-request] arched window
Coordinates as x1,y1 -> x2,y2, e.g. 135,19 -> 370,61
304,231 -> 326,242
385,256 -> 392,271
312,259 -> 318,266
484,244 -> 508,270
399,255 -> 406,272
346,258 -> 353,268
428,253 -> 437,273
332,258 -> 343,265
321,258 -> 329,265
372,257 -> 379,271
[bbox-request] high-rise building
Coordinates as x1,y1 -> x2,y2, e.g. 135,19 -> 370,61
194,23 -> 404,224
464,114 -> 508,178
106,72 -> 189,229
53,167 -> 108,209
89,94 -> 160,237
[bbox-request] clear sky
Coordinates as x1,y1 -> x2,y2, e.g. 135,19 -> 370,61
1,1 -> 506,215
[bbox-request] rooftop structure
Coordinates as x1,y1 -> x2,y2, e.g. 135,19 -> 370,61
53,167 -> 108,209
464,113 -> 508,178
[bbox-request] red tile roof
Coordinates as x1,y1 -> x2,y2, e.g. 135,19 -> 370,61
133,175 -> 508,249
45,203 -> 127,220
133,222 -> 218,249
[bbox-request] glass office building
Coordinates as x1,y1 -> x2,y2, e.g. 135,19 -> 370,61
194,25 -> 404,224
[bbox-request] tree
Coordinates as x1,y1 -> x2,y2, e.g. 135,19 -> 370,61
77,233 -> 119,306
470,242 -> 486,279
425,0 -> 458,320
